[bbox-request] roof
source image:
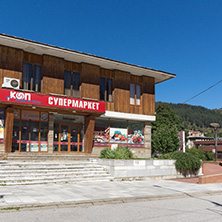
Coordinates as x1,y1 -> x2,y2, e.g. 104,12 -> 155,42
0,33 -> 175,84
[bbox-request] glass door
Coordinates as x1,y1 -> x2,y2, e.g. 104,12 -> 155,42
21,121 -> 30,152
60,124 -> 69,152
30,122 -> 39,152
53,123 -> 84,152
70,125 -> 78,152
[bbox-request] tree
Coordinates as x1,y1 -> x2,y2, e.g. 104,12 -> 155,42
152,103 -> 183,155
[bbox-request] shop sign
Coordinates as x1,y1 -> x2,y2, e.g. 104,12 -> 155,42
0,89 -> 106,112
22,110 -> 39,121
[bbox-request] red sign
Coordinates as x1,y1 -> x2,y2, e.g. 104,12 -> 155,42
0,88 -> 106,112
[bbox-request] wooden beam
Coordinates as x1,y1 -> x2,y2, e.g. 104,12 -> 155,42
84,115 -> 95,153
5,107 -> 14,152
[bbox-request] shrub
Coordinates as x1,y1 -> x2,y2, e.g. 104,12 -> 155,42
160,151 -> 184,160
205,151 -> 215,161
186,148 -> 207,161
175,153 -> 201,176
100,146 -> 133,159
186,148 -> 215,161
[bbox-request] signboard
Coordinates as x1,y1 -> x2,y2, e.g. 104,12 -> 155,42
0,89 -> 106,113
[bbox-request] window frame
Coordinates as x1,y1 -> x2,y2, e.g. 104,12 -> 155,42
64,70 -> 80,98
99,77 -> 114,102
22,62 -> 42,92
130,83 -> 142,106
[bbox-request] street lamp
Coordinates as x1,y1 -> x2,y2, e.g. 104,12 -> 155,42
210,123 -> 220,162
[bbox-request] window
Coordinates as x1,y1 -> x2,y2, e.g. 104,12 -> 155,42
64,71 -> 80,97
22,63 -> 42,92
130,83 -> 141,105
99,77 -> 113,102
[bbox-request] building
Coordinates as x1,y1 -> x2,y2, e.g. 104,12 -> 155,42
194,140 -> 222,160
187,130 -> 213,149
0,33 -> 175,158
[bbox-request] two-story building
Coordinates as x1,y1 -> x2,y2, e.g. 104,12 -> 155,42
0,33 -> 175,158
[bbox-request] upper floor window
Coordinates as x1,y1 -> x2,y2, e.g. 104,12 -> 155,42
130,83 -> 141,105
99,77 -> 113,102
64,71 -> 80,98
22,63 -> 42,92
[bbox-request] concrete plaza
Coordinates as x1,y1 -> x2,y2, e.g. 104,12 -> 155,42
0,179 -> 222,210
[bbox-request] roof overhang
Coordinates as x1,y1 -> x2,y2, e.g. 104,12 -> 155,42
0,33 -> 175,84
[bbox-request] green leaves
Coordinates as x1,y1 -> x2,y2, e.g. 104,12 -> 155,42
100,146 -> 133,159
152,103 -> 182,155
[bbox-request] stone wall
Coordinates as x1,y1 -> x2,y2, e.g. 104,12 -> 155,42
97,159 -> 203,179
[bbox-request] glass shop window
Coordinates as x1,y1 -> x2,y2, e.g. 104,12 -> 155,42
130,83 -> 141,105
93,118 -> 109,146
110,119 -> 127,145
99,77 -> 113,102
0,108 -> 5,144
64,71 -> 80,98
128,121 -> 144,147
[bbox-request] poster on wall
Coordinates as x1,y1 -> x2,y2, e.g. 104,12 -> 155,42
93,127 -> 109,145
128,130 -> 144,145
0,108 -> 4,143
128,121 -> 144,147
110,127 -> 127,144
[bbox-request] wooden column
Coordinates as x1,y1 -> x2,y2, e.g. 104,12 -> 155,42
5,107 -> 14,153
84,115 -> 95,153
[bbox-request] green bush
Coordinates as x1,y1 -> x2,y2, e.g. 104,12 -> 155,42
186,148 -> 215,161
100,146 -> 133,159
160,151 -> 184,160
205,151 -> 215,161
175,153 -> 201,176
186,148 -> 207,161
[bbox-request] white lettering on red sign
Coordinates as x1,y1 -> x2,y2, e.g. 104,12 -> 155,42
10,91 -> 31,101
47,96 -> 100,111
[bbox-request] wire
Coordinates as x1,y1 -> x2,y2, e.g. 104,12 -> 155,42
183,79 -> 222,103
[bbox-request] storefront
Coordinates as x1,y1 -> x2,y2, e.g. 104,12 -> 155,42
0,88 -> 105,154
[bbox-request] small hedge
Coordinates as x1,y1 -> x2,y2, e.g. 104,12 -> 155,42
100,146 -> 133,159
175,152 -> 201,176
160,151 -> 184,160
186,148 -> 215,161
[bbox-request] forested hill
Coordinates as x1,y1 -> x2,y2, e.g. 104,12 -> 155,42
155,102 -> 222,130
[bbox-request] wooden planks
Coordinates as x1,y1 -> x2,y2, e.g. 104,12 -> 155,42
0,46 -> 156,116
4,107 -> 14,152
84,115 -> 95,153
42,55 -> 64,94
0,45 -> 23,87
80,63 -> 100,100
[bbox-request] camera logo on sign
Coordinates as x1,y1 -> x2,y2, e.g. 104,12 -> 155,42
7,91 -> 31,101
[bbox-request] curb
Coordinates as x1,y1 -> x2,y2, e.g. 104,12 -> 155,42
1,190 -> 222,212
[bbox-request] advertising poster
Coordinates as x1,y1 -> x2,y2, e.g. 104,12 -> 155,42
110,127 -> 127,144
0,108 -> 4,143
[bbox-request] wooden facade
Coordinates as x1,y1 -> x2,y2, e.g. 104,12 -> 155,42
0,33 -> 169,157
0,45 -> 155,116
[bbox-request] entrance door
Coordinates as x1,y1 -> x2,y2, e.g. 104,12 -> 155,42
60,124 -> 69,152
53,123 -> 84,152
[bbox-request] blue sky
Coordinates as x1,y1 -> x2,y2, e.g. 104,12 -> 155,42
1,0 -> 222,109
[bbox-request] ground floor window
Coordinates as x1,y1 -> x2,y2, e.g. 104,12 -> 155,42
93,118 -> 145,148
0,107 -> 4,144
12,109 -> 49,152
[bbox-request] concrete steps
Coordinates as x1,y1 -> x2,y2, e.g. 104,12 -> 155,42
6,153 -> 98,161
0,160 -> 113,186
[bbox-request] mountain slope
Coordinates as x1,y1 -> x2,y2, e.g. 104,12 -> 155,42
155,102 -> 222,135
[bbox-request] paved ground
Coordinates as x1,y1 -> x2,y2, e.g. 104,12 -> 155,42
171,162 -> 222,184
1,194 -> 222,222
0,179 -> 222,210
